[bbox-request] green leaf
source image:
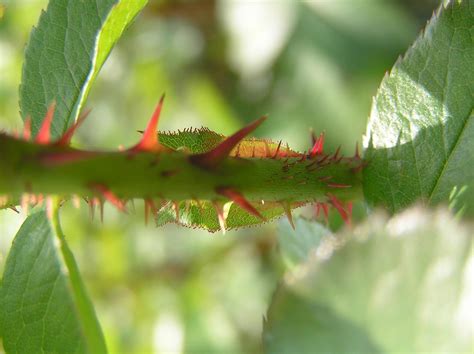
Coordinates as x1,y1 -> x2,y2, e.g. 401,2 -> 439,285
277,218 -> 330,269
155,200 -> 302,233
20,0 -> 148,139
0,209 -> 107,353
363,0 -> 474,216
264,207 -> 473,353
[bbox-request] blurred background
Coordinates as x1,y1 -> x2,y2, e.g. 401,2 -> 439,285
0,0 -> 439,352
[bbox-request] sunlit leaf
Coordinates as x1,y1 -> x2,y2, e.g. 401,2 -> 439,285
0,210 -> 107,353
20,0 -> 148,139
364,0 -> 474,216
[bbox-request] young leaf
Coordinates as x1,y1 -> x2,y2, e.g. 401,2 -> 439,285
20,0 -> 148,139
363,0 -> 474,216
264,207 -> 473,353
0,209 -> 107,353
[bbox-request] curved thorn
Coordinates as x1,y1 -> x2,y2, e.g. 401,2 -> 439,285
130,94 -> 165,152
217,187 -> 265,221
90,184 -> 127,213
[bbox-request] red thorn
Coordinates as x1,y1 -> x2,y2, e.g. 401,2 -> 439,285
217,187 -> 265,221
309,132 -> 324,158
90,183 -> 127,213
327,183 -> 352,189
130,94 -> 165,152
56,108 -> 91,146
191,116 -> 267,168
36,102 -> 56,144
281,201 -> 295,230
315,202 -> 329,222
23,117 -> 31,141
327,194 -> 350,225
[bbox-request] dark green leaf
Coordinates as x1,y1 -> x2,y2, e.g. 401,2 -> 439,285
0,210 -> 106,353
264,208 -> 473,353
20,0 -> 148,139
364,0 -> 474,215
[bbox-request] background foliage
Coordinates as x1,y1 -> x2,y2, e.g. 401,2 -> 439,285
0,1 -> 469,353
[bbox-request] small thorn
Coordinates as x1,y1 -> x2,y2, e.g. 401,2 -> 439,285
281,201 -> 295,230
56,108 -> 91,145
327,194 -> 350,225
23,117 -> 31,140
272,140 -> 282,159
264,141 -> 271,158
88,198 -> 97,221
318,175 -> 333,182
191,116 -> 267,168
318,154 -> 329,165
172,201 -> 180,221
216,187 -> 265,220
144,199 -> 157,226
36,102 -> 56,144
213,201 -> 227,234
90,184 -> 127,213
332,146 -> 341,161
8,206 -> 19,213
99,200 -> 104,223
354,142 -> 360,159
327,183 -> 352,189
309,132 -> 324,158
130,94 -> 165,152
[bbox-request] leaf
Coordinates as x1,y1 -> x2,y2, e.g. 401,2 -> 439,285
20,0 -> 148,139
264,207 -> 473,353
0,209 -> 107,353
363,0 -> 474,216
155,200 -> 306,233
277,217 -> 330,269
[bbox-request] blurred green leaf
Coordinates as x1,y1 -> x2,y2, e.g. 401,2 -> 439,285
264,207 -> 473,353
20,0 -> 148,139
0,210 -> 106,353
277,217 -> 330,269
364,0 -> 474,216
